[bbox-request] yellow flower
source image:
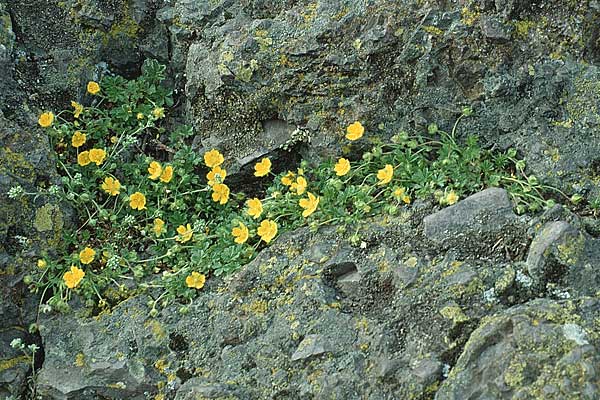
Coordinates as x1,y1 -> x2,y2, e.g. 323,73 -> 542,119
204,149 -> 224,168
206,166 -> 226,186
377,164 -> 394,185
257,219 -> 278,243
232,222 -> 249,244
152,107 -> 165,119
110,136 -> 118,144
89,148 -> 107,165
71,131 -> 86,148
281,171 -> 295,186
137,112 -> 144,120
334,158 -> 350,176
176,224 -> 193,243
346,121 -> 364,141
246,198 -> 263,219
64,265 -> 85,289
254,157 -> 272,177
129,192 -> 147,210
101,177 -> 121,196
37,259 -> 47,269
77,151 -> 91,166
185,271 -> 206,289
393,187 -> 405,199
445,191 -> 459,205
299,192 -> 320,218
38,112 -> 54,128
212,183 -> 230,205
79,247 -> 96,265
160,165 -> 174,183
71,101 -> 83,118
393,187 -> 411,204
87,81 -> 100,95
148,161 -> 162,180
291,176 -> 307,195
153,218 -> 165,237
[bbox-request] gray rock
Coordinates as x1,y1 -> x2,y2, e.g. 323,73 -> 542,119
412,358 -> 443,384
423,188 -> 518,247
526,221 -> 600,296
174,378 -> 243,400
291,334 -> 332,361
36,297 -> 162,399
436,298 -> 600,400
526,221 -> 579,282
480,17 -> 512,41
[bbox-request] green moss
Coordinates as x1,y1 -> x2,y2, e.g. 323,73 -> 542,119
513,20 -> 537,39
440,305 -> 469,324
565,77 -> 600,123
504,358 -> 526,387
0,146 -> 35,182
241,299 -> 268,315
423,26 -> 444,36
0,355 -> 30,372
460,6 -> 480,26
33,203 -> 65,247
556,233 -> 585,266
144,320 -> 166,341
98,2 -> 141,46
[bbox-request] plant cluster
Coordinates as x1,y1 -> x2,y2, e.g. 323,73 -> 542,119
16,60 -> 560,314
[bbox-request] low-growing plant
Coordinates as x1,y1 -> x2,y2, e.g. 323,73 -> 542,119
9,338 -> 40,397
15,60 -> 567,315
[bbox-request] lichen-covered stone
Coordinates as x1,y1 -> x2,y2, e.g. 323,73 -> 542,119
423,188 -> 522,250
527,220 -> 600,297
436,298 -> 600,400
34,200 -> 545,399
36,297 -> 164,399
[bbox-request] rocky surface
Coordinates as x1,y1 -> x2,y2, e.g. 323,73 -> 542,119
34,197 -> 530,399
1,0 -> 600,399
436,298 -> 600,400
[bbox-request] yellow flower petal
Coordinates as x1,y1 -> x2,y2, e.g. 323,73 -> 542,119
185,271 -> 206,289
345,121 -> 364,141
291,176 -> 307,195
246,198 -> 263,219
64,265 -> 85,289
176,224 -> 193,243
254,157 -> 272,177
38,112 -> 54,128
211,183 -> 230,205
129,192 -> 147,210
71,131 -> 86,148
281,171 -> 295,186
160,165 -> 173,183
78,151 -> 91,166
87,81 -> 100,95
206,166 -> 226,186
153,218 -> 165,237
377,164 -> 393,185
89,148 -> 107,166
334,158 -> 350,176
71,101 -> 84,118
257,219 -> 278,243
232,222 -> 249,244
204,149 -> 224,168
101,177 -> 121,196
79,247 -> 95,265
148,161 -> 162,180
299,192 -> 320,218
